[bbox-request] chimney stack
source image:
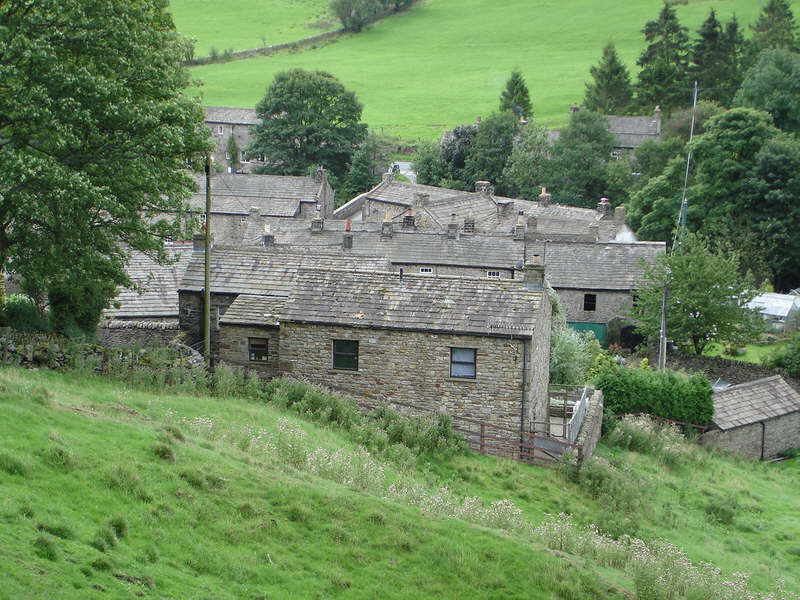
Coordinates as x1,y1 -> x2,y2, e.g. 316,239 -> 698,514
597,197 -> 611,218
538,187 -> 551,207
614,205 -> 627,223
523,254 -> 546,289
381,210 -> 393,238
513,210 -> 526,241
588,222 -> 599,242
402,208 -> 416,229
311,205 -> 324,233
314,165 -> 328,184
343,233 -> 353,249
382,171 -> 395,184
413,192 -> 428,209
475,181 -> 493,196
192,232 -> 207,254
447,213 -> 458,239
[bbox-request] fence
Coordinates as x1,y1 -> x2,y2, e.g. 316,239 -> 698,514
548,385 -> 590,444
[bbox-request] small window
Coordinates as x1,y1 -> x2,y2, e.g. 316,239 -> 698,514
487,270 -> 500,279
333,339 -> 358,370
240,151 -> 249,163
199,213 -> 206,224
248,338 -> 268,362
463,219 -> 475,233
225,151 -> 231,160
450,347 -> 476,378
241,215 -> 247,223
583,293 -> 597,311
420,267 -> 433,274
217,125 -> 224,135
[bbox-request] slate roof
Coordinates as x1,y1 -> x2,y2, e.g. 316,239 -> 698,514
187,173 -> 320,217
281,269 -> 544,337
712,376 -> 800,430
530,241 -> 665,290
179,246 -> 390,296
205,106 -> 258,125
606,115 -> 661,149
104,244 -> 194,319
219,294 -> 284,327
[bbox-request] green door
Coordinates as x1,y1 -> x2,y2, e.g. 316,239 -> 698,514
567,322 -> 607,345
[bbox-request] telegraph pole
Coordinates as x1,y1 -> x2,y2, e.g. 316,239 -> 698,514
203,155 -> 212,368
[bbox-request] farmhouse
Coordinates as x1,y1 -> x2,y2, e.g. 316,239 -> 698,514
701,376 -> 800,460
205,106 -> 263,173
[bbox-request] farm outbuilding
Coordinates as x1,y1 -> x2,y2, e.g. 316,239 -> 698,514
701,376 -> 800,460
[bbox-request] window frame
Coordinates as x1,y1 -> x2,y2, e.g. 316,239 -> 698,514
332,339 -> 359,371
486,270 -> 501,279
217,125 -> 224,135
450,347 -> 477,379
583,293 -> 597,311
248,337 -> 268,362
419,267 -> 433,274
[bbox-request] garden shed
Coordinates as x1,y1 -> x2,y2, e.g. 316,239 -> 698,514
700,376 -> 800,460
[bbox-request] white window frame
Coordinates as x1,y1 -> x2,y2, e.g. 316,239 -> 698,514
419,267 -> 433,274
487,270 -> 500,279
217,125 -> 224,135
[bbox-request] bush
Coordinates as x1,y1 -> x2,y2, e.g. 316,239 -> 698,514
593,362 -> 713,426
33,535 -> 59,561
549,326 -> 601,385
2,295 -> 50,332
763,332 -> 800,377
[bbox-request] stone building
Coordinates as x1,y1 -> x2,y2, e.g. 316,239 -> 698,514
605,106 -> 662,155
333,175 -> 636,242
205,106 -> 264,173
98,243 -> 194,346
185,169 -> 335,245
701,376 -> 800,460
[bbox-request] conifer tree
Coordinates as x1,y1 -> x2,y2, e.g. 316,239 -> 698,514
718,16 -> 745,105
690,10 -> 727,100
636,3 -> 691,111
747,0 -> 799,63
583,42 -> 633,114
499,71 -> 532,119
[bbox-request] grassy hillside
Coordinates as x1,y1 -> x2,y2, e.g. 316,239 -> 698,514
1,366 -> 799,598
184,0 -> 800,141
169,0 -> 335,57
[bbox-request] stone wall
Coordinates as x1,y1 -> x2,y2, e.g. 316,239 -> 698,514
529,289 -> 553,434
278,322 -> 543,433
575,390 -> 604,462
701,412 -> 800,460
555,288 -> 632,325
208,122 -> 263,174
662,352 -> 800,392
218,324 -> 280,378
178,291 -> 238,356
96,320 -> 182,348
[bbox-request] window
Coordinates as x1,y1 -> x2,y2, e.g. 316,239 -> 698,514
450,347 -> 476,378
248,338 -> 268,362
583,293 -> 597,311
487,270 -> 500,279
463,219 -> 475,233
333,339 -> 358,370
420,267 -> 433,274
225,151 -> 231,160
217,125 -> 224,135
240,151 -> 249,163
241,215 -> 247,223
199,213 -> 206,225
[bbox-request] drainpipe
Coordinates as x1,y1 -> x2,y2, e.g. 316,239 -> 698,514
520,339 -> 527,443
761,421 -> 766,461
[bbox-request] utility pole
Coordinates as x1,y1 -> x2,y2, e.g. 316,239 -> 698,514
203,154 -> 212,368
658,81 -> 698,370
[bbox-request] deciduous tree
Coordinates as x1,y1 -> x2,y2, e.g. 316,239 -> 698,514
631,233 -> 762,355
0,0 -> 210,336
330,0 -> 382,32
734,49 -> 800,136
248,69 -> 368,180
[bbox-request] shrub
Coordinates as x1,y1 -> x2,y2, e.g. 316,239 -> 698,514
43,445 -> 75,471
593,362 -> 713,426
0,450 -> 32,476
2,294 -> 50,332
108,516 -> 128,539
763,332 -> 800,377
33,535 -> 59,561
90,525 -> 118,552
105,465 -> 153,502
37,523 -> 74,539
153,444 -> 176,463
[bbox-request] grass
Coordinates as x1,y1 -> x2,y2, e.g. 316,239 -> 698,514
703,340 -> 788,364
184,0 -> 800,142
168,0 -> 336,58
1,365 -> 798,598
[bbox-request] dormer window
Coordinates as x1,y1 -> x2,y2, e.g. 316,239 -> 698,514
463,219 -> 475,233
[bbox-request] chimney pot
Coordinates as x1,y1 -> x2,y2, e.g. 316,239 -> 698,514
597,197 -> 611,217
538,187 -> 551,207
311,215 -> 324,233
345,218 -> 352,232
343,232 -> 353,249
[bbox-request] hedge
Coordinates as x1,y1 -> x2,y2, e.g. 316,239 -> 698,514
594,364 -> 714,426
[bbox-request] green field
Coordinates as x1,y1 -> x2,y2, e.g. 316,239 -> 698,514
704,340 -> 789,364
169,0 -> 335,57
2,366 -> 799,598
182,0 -> 800,141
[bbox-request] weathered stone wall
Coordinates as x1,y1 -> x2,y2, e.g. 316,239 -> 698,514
662,352 -> 800,392
279,322 -> 539,433
576,390 -> 604,462
529,291 -> 553,434
555,288 -> 632,325
178,291 -> 238,355
390,264 -> 515,279
209,123 -> 262,174
218,324 -> 280,378
701,412 -> 800,460
96,320 -> 182,348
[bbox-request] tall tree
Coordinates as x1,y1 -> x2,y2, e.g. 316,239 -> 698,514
690,10 -> 729,103
248,69 -> 368,180
717,16 -> 745,106
340,142 -> 379,204
464,111 -> 519,195
0,0 -> 210,335
502,123 -> 551,200
734,49 -> 800,136
746,0 -> 799,66
636,3 -> 691,111
631,233 -> 762,355
499,70 -> 533,119
583,42 -> 634,114
330,0 -> 382,32
547,109 -> 617,207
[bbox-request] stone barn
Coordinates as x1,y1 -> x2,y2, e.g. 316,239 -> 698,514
701,376 -> 800,460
